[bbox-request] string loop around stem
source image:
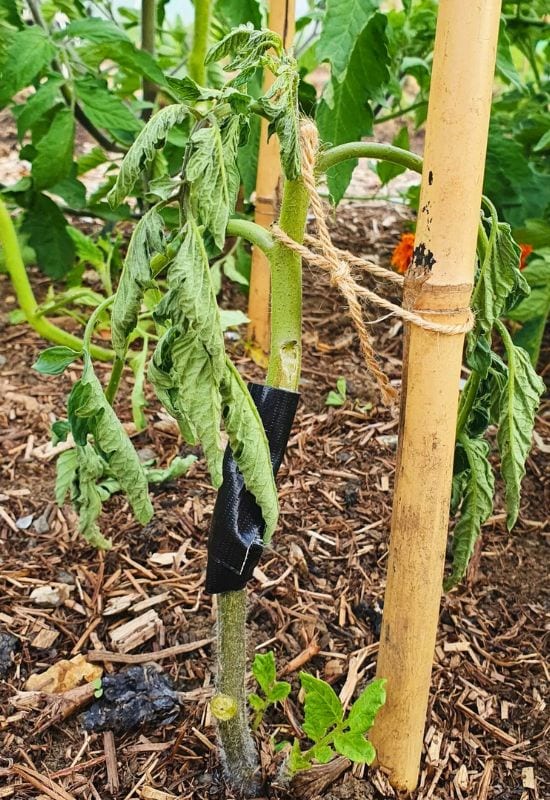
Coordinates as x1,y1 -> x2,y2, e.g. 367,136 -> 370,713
271,120 -> 474,406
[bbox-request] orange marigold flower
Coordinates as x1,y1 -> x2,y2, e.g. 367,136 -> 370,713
519,243 -> 533,270
391,232 -> 415,274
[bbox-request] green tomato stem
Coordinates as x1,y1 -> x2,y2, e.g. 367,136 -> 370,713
216,590 -> 260,797
0,197 -> 114,361
188,0 -> 212,86
317,142 -> 423,176
266,176 -> 310,391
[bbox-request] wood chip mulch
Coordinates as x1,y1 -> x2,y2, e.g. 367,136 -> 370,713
0,204 -> 548,800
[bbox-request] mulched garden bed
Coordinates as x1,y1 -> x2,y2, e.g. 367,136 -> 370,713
0,203 -> 548,800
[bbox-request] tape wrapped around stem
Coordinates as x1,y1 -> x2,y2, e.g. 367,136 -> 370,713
205,383 -> 299,594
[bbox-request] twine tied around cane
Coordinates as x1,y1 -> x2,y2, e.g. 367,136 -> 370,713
271,121 -> 474,406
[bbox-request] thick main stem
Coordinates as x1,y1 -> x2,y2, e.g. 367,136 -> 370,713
215,175 -> 309,796
216,591 -> 258,796
247,0 -> 296,354
188,0 -> 212,86
141,0 -> 156,120
0,198 -> 113,361
370,0 -> 502,791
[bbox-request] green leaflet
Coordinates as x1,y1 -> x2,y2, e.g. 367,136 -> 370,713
21,193 -> 75,279
32,107 -> 75,191
111,209 -> 164,357
68,355 -> 154,525
33,346 -> 81,376
445,436 -> 495,590
495,324 -> 544,530
317,13 -> 390,203
170,330 -> 224,487
300,673 -> 343,742
185,117 -> 242,250
221,359 -> 279,541
346,678 -> 386,733
108,105 -> 188,206
75,76 -> 142,136
332,732 -> 375,764
470,209 -> 530,342
0,27 -> 56,107
255,64 -> 301,181
144,455 -> 197,484
155,217 -> 225,375
14,76 -> 65,139
316,0 -> 379,79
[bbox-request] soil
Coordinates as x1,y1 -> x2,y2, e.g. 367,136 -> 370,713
0,122 -> 549,800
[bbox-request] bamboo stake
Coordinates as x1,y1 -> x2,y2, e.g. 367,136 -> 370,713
247,0 -> 295,355
370,0 -> 501,791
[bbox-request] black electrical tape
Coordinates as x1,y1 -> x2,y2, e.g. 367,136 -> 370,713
205,383 -> 299,594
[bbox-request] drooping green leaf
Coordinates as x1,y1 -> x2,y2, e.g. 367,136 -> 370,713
332,732 -> 376,763
169,330 -> 224,487
252,651 -> 277,695
185,117 -> 241,249
206,24 -> 282,73
108,105 -> 188,206
21,193 -> 75,279
130,341 -> 148,433
300,672 -> 343,742
75,76 -> 142,136
346,679 -> 386,734
471,215 -> 530,342
221,359 -> 279,540
33,346 -> 81,376
496,329 -> 544,530
0,27 -> 56,107
445,436 -> 495,590
55,448 -> 78,506
13,76 -> 65,139
32,107 -> 75,190
68,355 -> 154,525
147,328 -> 198,445
316,0 -> 378,78
73,444 -> 112,549
317,13 -> 390,203
144,454 -> 197,484
156,218 -> 225,373
256,64 -> 301,180
111,209 -> 164,357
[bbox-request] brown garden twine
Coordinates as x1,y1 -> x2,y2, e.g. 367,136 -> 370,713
271,120 -> 474,406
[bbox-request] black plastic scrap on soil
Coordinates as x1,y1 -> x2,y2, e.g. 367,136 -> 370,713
205,383 -> 299,594
81,666 -> 179,734
0,632 -> 18,678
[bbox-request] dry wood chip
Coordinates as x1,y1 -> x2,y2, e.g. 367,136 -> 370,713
109,610 -> 161,653
140,788 -> 177,800
522,767 -> 536,789
30,627 -> 59,650
25,654 -> 102,693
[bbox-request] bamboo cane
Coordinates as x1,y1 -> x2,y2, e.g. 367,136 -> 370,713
247,0 -> 295,355
370,0 -> 502,791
